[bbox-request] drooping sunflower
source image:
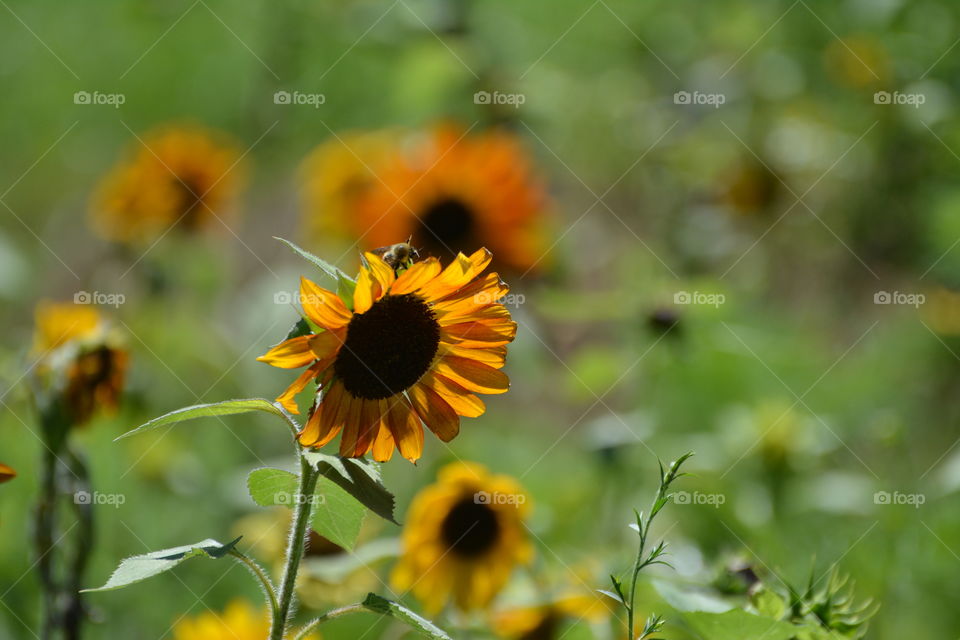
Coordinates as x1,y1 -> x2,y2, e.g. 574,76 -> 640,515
492,592 -> 612,639
314,124 -> 547,274
90,124 -> 243,243
0,463 -> 15,484
392,462 -> 532,613
258,248 -> 516,462
33,302 -> 128,426
171,599 -> 319,640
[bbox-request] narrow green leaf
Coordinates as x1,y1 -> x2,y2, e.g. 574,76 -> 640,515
337,272 -> 357,310
116,399 -> 296,440
597,589 -> 624,605
304,451 -> 398,524
361,593 -> 452,639
246,468 -> 364,550
82,537 -> 241,593
275,237 -> 350,281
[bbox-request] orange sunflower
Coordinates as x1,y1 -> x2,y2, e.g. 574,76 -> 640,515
90,124 -> 242,243
258,247 -> 516,462
342,125 -> 547,274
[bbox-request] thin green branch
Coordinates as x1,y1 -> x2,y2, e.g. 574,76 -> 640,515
292,603 -> 366,640
229,550 -> 279,615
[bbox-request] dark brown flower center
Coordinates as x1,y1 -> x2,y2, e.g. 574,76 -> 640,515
416,197 -> 476,258
440,496 -> 501,558
334,293 -> 440,400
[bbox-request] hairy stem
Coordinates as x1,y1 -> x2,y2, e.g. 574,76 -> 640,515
269,453 -> 319,640
292,603 -> 366,640
230,550 -> 279,615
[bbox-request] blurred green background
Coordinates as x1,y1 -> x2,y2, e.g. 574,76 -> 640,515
2,0 -> 960,637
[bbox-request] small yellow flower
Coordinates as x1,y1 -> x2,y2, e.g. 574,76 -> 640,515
492,592 -> 611,639
90,124 -> 243,243
171,599 -> 319,640
258,248 -> 516,463
392,462 -> 532,613
33,302 -> 128,426
0,463 -> 16,484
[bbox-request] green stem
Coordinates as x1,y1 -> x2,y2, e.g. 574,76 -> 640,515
230,550 -> 279,615
269,453 -> 319,640
292,603 -> 366,640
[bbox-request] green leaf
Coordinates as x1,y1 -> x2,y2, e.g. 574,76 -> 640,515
337,271 -> 357,310
361,593 -> 452,639
680,609 -> 797,640
275,237 -> 351,281
247,468 -> 365,550
116,399 -> 296,440
304,451 -> 398,524
82,537 -> 241,593
653,579 -> 732,613
284,317 -> 313,341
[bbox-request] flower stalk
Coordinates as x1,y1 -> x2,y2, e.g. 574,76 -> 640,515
269,452 -> 320,640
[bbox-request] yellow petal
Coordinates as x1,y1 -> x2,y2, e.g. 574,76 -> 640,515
364,252 -> 396,292
391,258 -> 442,295
408,382 -> 460,441
257,336 -> 316,369
353,265 -> 378,314
435,356 -> 509,394
300,277 -> 352,328
418,248 -> 492,300
386,394 -> 424,462
276,360 -> 325,414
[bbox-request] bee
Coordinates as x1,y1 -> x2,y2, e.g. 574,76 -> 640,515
371,239 -> 420,270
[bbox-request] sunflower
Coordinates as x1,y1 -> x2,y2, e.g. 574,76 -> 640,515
300,130 -> 399,242
0,463 -> 15,484
34,302 -> 128,425
327,124 -> 547,274
90,124 -> 242,243
171,599 -> 319,640
258,248 -> 516,462
492,592 -> 611,639
391,462 -> 532,613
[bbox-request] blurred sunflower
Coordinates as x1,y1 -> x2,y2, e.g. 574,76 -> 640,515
300,130 -> 399,241
258,248 -> 516,462
309,124 -> 547,274
33,302 -> 128,425
171,599 -> 319,640
90,124 -> 243,243
0,463 -> 15,483
492,592 -> 610,639
391,462 -> 532,613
